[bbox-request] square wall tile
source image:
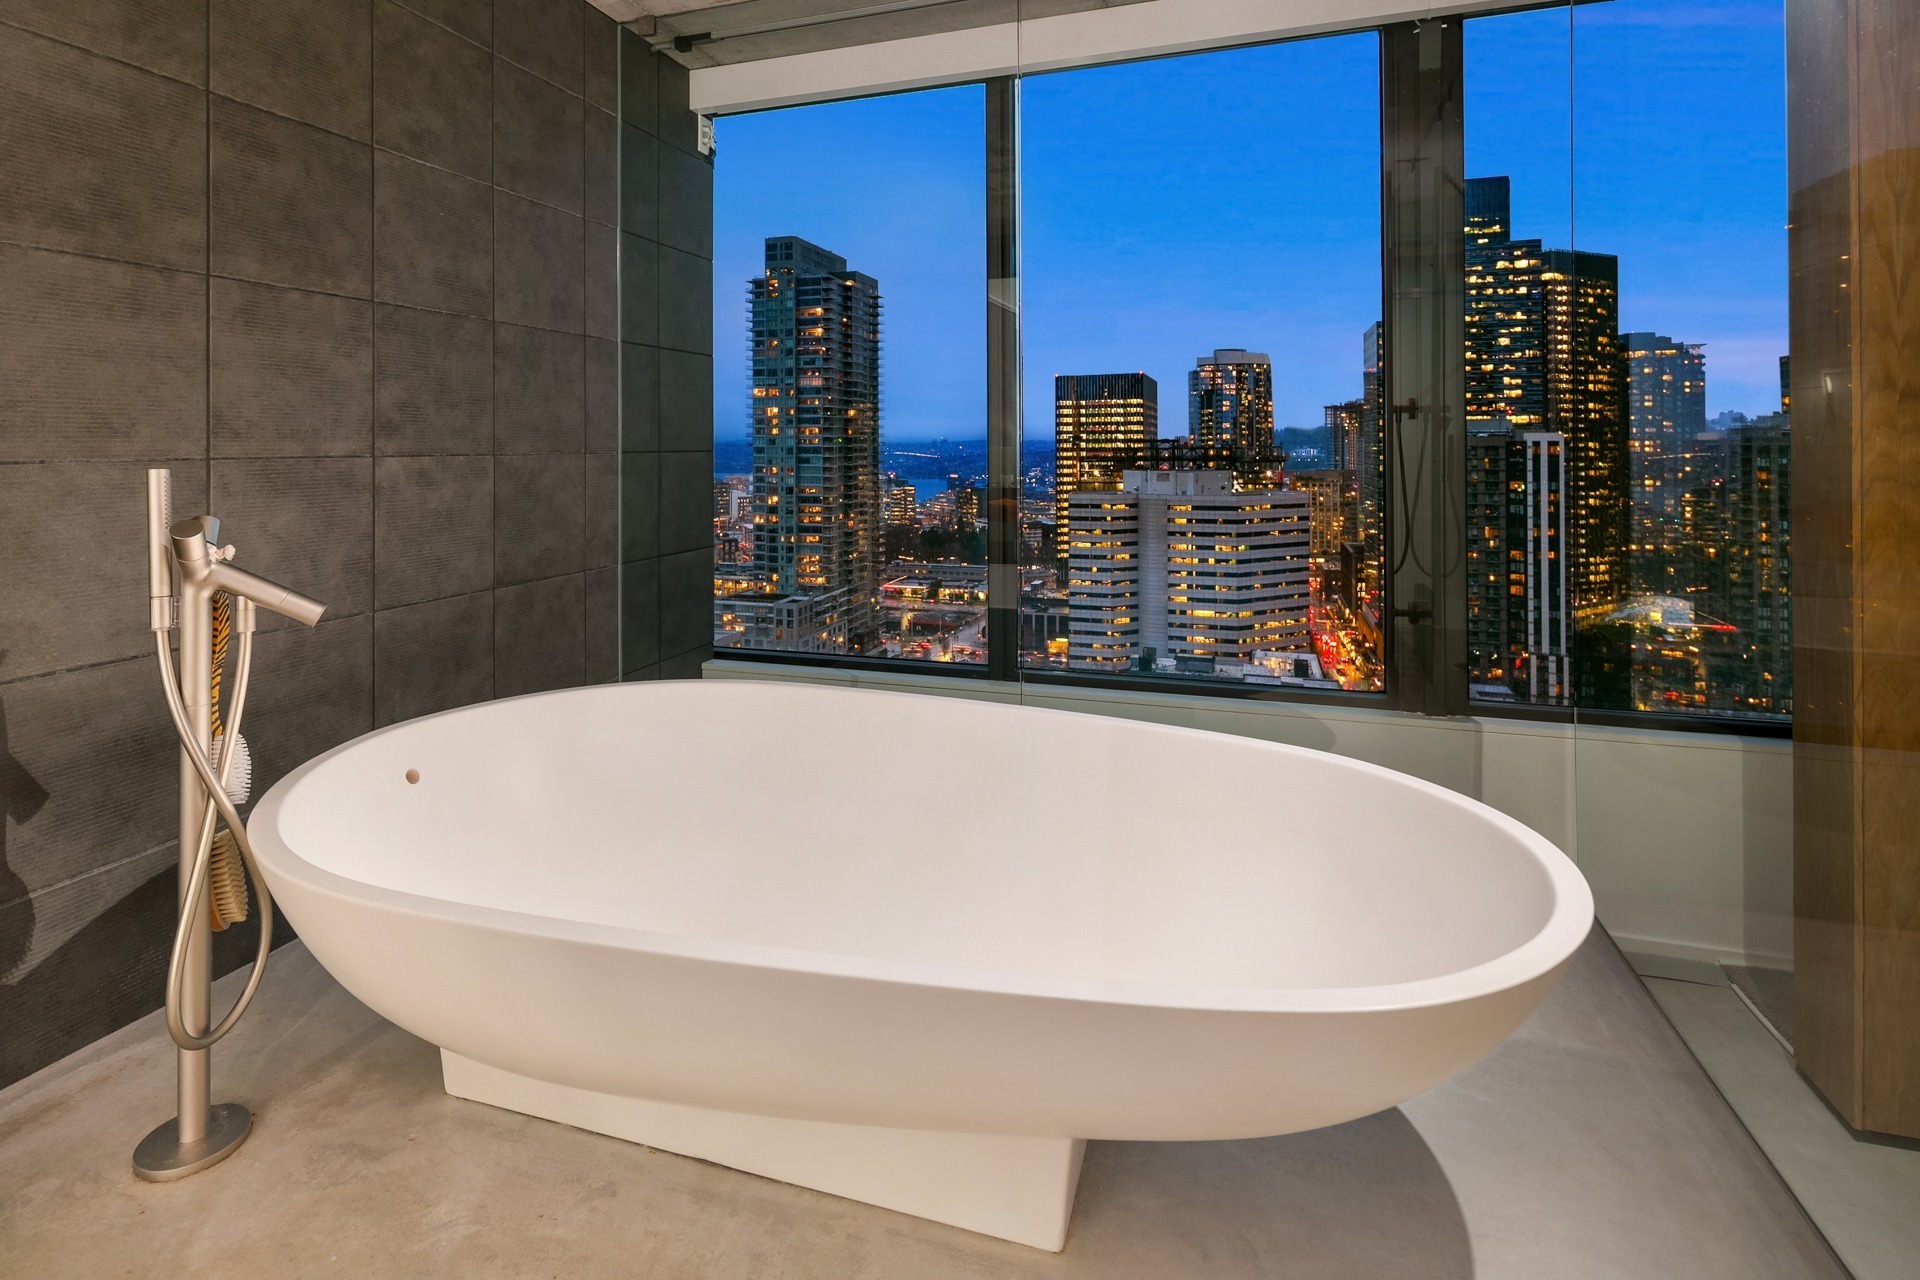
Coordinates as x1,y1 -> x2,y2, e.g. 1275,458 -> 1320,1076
494,324 -> 583,453
494,57 -> 583,214
0,245 -> 206,462
210,456 -> 374,630
392,0 -> 487,46
495,453 -> 585,585
0,0 -> 209,84
493,0 -> 579,95
658,646 -> 708,680
494,573 -> 585,697
584,451 -> 616,569
583,6 -> 617,114
374,590 -> 492,725
585,220 -> 618,340
495,190 -> 583,333
619,451 -> 657,563
658,451 -> 711,556
619,557 -> 658,675
658,348 -> 712,453
584,105 -> 616,226
585,337 -> 618,453
0,460 -> 207,683
618,124 -> 657,240
374,150 -> 491,316
374,454 -> 493,608
211,278 -> 373,458
657,244 -> 710,355
243,614 -> 375,797
211,96 -> 373,297
658,546 -> 711,663
584,564 -> 616,683
656,141 -> 710,258
0,656 -> 180,896
374,0 -> 491,180
618,29 -> 656,135
211,0 -> 372,141
619,343 -> 659,452
375,304 -> 492,454
655,54 -> 694,153
0,26 -> 205,271
617,233 -> 657,347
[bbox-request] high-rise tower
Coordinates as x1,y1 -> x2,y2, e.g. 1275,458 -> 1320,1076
747,236 -> 883,652
1623,332 -> 1706,593
1188,350 -> 1278,488
1053,372 -> 1157,552
1464,177 -> 1546,428
1463,178 -> 1628,619
1541,247 -> 1627,614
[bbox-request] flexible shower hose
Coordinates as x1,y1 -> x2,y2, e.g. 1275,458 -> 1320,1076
154,609 -> 275,1053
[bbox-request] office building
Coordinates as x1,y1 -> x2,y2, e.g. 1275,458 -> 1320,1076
1066,470 -> 1310,674
745,236 -> 883,652
1325,399 -> 1363,471
1623,332 -> 1705,594
1724,413 -> 1791,714
1053,372 -> 1158,548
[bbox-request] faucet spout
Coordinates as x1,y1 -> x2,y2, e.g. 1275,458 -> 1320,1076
169,519 -> 327,628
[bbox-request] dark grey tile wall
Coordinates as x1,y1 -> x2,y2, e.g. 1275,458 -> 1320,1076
619,28 -> 711,680
0,0 -> 698,1089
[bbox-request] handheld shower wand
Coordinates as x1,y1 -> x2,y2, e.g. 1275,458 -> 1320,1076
133,469 -> 326,1182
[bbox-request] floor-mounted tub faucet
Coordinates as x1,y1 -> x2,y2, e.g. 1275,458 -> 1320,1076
132,469 -> 326,1182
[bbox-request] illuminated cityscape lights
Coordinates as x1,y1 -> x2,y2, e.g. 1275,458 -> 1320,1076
713,175 -> 1787,716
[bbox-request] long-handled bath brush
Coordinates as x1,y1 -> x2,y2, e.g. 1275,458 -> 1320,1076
207,591 -> 253,931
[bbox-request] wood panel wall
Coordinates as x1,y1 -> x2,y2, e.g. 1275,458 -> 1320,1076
1788,0 -> 1920,1141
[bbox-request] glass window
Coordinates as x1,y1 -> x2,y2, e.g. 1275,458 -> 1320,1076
1016,36 -> 1385,691
1465,0 -> 1789,722
710,86 -> 987,663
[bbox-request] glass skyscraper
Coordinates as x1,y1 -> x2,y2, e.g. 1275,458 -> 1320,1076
1624,332 -> 1707,594
743,236 -> 884,653
1187,349 -> 1279,489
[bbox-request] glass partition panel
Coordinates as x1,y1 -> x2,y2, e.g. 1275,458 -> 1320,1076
1016,36 -> 1384,692
1573,0 -> 1790,725
710,87 -> 987,663
1463,6 -> 1576,710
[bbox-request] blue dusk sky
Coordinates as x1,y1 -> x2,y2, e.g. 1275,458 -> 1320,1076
710,0 -> 1787,443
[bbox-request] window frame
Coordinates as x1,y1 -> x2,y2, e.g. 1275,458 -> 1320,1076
704,17 -> 1793,741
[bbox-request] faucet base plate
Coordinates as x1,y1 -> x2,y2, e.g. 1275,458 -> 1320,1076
133,1102 -> 252,1181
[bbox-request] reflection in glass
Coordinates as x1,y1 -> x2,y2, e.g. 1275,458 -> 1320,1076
1466,0 -> 1789,720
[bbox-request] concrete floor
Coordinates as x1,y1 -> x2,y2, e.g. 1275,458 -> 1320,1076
1,929 -> 1844,1279
1650,975 -> 1920,1280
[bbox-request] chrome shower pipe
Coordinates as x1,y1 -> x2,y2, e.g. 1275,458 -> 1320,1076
134,469 -> 325,1182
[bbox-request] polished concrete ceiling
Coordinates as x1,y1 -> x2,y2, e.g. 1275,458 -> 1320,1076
591,0 -> 1153,68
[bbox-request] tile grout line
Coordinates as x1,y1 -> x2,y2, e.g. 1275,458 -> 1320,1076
490,0 -> 500,703
369,0 -> 380,728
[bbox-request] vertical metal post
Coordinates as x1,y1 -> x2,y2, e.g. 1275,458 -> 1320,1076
1381,20 -> 1468,716
986,76 -> 1021,684
175,575 -> 213,1144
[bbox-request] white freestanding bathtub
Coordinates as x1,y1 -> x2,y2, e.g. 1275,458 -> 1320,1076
250,680 -> 1592,1250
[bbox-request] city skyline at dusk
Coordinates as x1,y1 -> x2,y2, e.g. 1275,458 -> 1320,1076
711,1 -> 1788,443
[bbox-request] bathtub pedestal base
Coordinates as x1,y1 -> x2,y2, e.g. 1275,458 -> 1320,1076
441,1052 -> 1086,1251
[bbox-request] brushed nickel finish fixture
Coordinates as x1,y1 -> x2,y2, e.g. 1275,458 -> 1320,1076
132,469 -> 327,1182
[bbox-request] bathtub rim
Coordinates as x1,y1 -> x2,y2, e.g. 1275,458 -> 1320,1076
248,680 -> 1595,1018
